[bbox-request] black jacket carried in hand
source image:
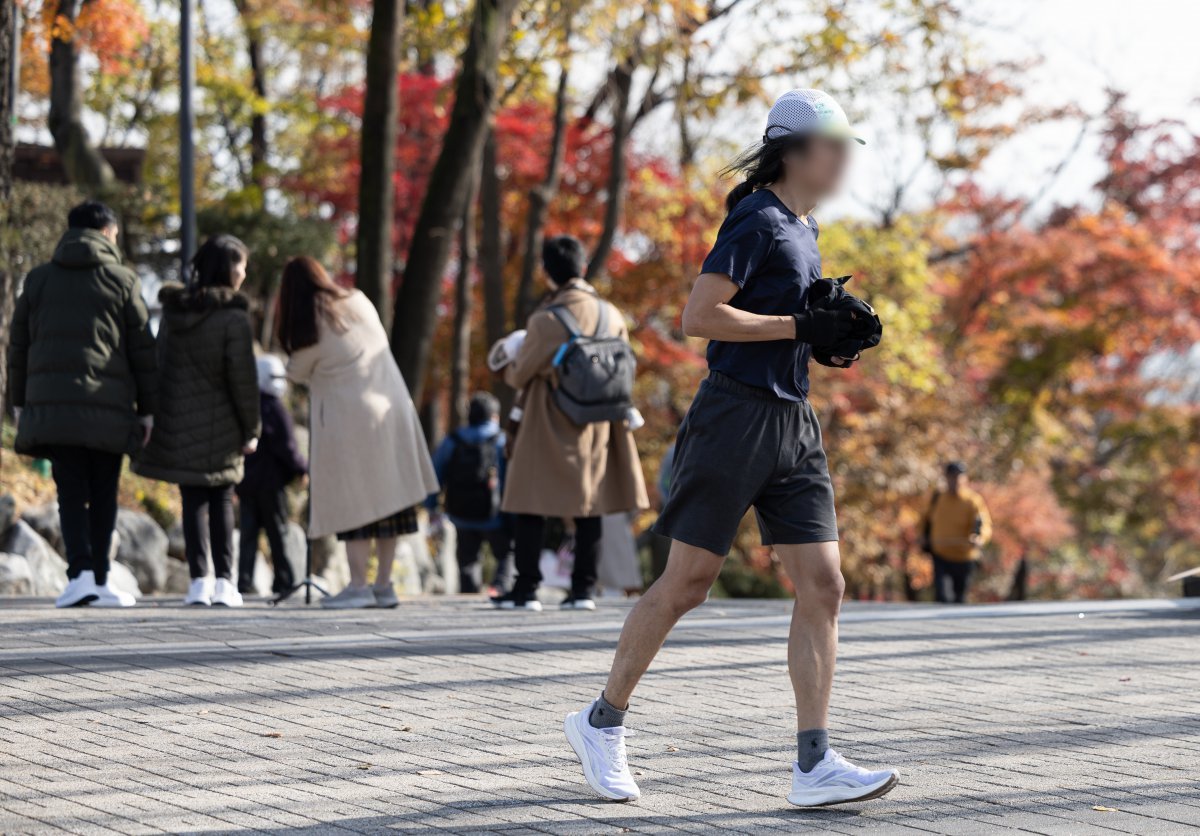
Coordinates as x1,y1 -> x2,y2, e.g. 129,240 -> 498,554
237,392 -> 307,497
9,228 -> 157,457
134,283 -> 260,487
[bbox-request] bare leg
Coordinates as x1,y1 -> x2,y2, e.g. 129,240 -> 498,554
602,540 -> 724,708
776,541 -> 844,730
374,536 -> 399,586
345,539 -> 370,587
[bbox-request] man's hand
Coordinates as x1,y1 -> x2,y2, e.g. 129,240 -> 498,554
242,438 -> 259,455
139,415 -> 154,447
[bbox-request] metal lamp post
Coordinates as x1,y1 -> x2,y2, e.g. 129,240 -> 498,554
179,0 -> 196,282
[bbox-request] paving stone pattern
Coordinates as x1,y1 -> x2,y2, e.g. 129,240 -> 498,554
0,597 -> 1197,834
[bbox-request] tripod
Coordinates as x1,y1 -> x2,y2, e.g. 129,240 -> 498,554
271,537 -> 329,605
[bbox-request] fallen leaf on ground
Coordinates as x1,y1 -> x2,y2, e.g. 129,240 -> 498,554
357,764 -> 371,770
666,746 -> 679,752
378,704 -> 391,709
1093,805 -> 1119,812
417,769 -> 444,776
401,725 -> 413,732
198,710 -> 209,715
1118,677 -> 1131,682
262,732 -> 284,738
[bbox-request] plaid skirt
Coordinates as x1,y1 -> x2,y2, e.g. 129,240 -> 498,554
336,505 -> 420,541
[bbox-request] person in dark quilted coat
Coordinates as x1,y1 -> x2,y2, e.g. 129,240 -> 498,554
8,200 -> 157,609
134,235 -> 260,607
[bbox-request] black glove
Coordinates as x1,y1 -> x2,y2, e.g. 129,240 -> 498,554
804,275 -> 883,366
792,308 -> 859,347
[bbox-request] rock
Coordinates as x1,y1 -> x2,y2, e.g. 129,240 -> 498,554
114,509 -> 170,593
0,520 -> 68,596
166,523 -> 186,560
0,553 -> 33,594
310,535 -> 348,593
0,494 -> 16,537
164,558 -> 191,594
108,561 -> 142,598
392,533 -> 442,595
20,502 -> 63,555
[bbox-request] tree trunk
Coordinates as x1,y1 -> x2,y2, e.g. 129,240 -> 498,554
355,0 -> 403,323
585,60 -> 633,281
391,0 -> 515,404
48,0 -> 115,189
449,172 -> 480,430
233,0 -> 269,200
515,59 -> 570,323
1,0 -> 17,438
479,132 -> 506,347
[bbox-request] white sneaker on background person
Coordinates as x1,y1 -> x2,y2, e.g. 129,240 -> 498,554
92,583 -> 136,608
320,585 -> 376,609
371,583 -> 400,609
563,701 -> 640,801
560,597 -> 597,611
787,749 -> 899,807
185,577 -> 213,606
55,571 -> 100,608
211,578 -> 243,608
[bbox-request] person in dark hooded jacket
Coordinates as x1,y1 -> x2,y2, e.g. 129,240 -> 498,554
8,201 -> 156,608
134,234 -> 260,607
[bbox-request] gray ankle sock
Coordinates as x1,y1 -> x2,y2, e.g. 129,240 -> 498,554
797,729 -> 829,772
588,693 -> 627,729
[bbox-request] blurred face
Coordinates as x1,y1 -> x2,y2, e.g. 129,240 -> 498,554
785,136 -> 851,201
231,256 -> 248,290
946,472 -> 966,493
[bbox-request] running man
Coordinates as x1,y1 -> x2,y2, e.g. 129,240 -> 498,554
563,89 -> 899,807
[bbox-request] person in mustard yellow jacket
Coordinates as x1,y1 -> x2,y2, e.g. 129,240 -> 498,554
920,461 -> 992,604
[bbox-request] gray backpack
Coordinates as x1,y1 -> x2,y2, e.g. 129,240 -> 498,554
548,300 -> 636,425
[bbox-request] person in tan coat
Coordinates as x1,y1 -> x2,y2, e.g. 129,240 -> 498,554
278,257 -> 438,610
495,236 -> 648,611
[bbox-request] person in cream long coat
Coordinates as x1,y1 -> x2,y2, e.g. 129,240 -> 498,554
278,257 -> 438,609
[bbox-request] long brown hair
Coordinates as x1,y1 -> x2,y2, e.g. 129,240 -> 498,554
276,257 -> 352,353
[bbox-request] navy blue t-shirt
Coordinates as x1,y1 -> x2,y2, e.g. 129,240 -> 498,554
700,188 -> 821,401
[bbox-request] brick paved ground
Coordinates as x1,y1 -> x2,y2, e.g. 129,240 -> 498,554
1,595 -> 1198,834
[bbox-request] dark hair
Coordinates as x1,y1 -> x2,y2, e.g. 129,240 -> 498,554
467,392 -> 500,426
721,135 -> 809,213
277,256 -> 352,353
190,234 -> 249,289
542,235 -> 588,286
67,200 -> 119,231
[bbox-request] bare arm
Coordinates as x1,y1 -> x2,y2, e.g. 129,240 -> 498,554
681,273 -> 795,342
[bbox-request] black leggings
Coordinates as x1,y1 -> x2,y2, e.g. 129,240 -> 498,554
512,514 -> 601,599
238,488 -> 294,593
180,484 -> 236,580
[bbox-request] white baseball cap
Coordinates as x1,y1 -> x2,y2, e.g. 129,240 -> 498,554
764,89 -> 865,145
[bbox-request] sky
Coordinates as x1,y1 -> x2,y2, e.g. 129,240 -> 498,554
829,0 -> 1200,218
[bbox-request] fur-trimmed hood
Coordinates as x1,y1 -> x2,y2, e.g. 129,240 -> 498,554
159,281 -> 250,312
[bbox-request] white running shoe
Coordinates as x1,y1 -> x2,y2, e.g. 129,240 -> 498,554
787,749 -> 899,807
564,702 -> 640,802
491,591 -> 543,611
371,583 -> 400,609
560,597 -> 597,611
320,585 -> 376,609
92,583 -> 136,607
185,577 -> 213,606
211,578 -> 243,607
56,571 -> 99,608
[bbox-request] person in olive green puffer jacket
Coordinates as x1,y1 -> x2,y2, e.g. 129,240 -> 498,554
134,235 -> 261,608
8,201 -> 157,609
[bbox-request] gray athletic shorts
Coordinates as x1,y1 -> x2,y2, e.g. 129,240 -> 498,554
651,372 -> 838,555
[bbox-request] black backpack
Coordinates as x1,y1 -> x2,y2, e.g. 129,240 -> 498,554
443,432 -> 501,522
548,300 -> 636,425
